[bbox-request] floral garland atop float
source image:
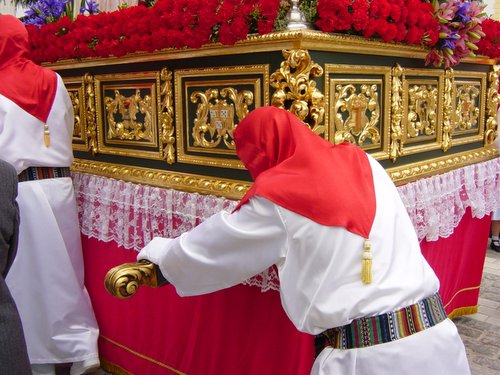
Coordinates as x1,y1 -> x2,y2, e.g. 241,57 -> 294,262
19,0 -> 500,67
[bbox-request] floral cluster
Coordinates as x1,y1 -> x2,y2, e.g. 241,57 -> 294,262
23,0 -> 99,27
476,18 -> 500,59
26,0 -> 282,64
425,0 -> 487,68
23,0 -> 500,66
314,0 -> 439,46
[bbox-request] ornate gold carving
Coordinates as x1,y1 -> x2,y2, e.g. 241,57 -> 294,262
485,65 -> 500,145
94,72 -> 166,159
387,147 -> 499,185
105,89 -> 154,142
333,83 -> 381,146
270,49 -> 325,135
105,260 -> 164,299
71,158 -> 250,200
84,73 -> 98,155
407,83 -> 438,138
441,68 -> 454,152
190,87 -> 253,149
456,83 -> 480,131
390,64 -> 404,161
159,68 -> 175,164
175,65 -> 267,168
69,90 -> 82,139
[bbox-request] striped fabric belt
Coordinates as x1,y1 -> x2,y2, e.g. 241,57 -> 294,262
18,166 -> 71,182
321,293 -> 447,349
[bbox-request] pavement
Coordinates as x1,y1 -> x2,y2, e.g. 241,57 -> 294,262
454,245 -> 500,375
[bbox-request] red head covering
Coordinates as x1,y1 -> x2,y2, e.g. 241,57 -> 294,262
234,106 -> 376,239
0,15 -> 57,123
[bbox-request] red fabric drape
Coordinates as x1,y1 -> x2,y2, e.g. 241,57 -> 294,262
82,236 -> 315,375
420,207 -> 491,316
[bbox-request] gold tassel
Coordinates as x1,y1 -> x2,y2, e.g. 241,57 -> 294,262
362,239 -> 372,284
43,123 -> 50,147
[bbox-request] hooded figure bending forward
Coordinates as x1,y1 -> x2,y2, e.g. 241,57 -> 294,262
138,106 -> 470,375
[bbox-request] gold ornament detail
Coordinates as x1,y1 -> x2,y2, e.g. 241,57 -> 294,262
84,73 -> 98,155
69,91 -> 82,139
270,49 -> 325,135
104,88 -> 153,142
159,68 -> 175,164
441,68 -> 454,152
333,83 -> 381,146
485,65 -> 500,146
71,158 -> 250,200
105,260 -> 167,299
190,88 -> 253,149
456,83 -> 480,131
387,147 -> 498,185
407,84 -> 438,138
389,64 -> 404,161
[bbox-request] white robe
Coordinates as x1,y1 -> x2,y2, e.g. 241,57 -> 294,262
1,75 -> 99,364
138,156 -> 471,374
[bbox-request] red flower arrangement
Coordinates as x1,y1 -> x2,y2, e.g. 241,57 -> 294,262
27,0 -> 282,64
25,0 -> 500,65
314,0 -> 439,46
476,18 -> 500,59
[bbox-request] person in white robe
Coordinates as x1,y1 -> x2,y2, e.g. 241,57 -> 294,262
138,106 -> 471,375
0,15 -> 100,375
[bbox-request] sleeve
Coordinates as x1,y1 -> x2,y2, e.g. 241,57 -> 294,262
137,196 -> 287,296
0,161 -> 19,278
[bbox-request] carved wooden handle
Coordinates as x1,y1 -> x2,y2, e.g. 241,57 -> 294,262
104,259 -> 168,299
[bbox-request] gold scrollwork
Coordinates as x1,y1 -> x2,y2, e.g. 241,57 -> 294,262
190,87 -> 253,149
105,260 -> 164,299
159,68 -> 175,164
390,64 -> 404,161
333,83 -> 381,146
104,89 -> 153,142
485,65 -> 499,145
407,84 -> 438,138
456,84 -> 480,131
84,73 -> 98,155
71,158 -> 250,200
441,68 -> 454,152
69,91 -> 82,139
270,49 -> 325,135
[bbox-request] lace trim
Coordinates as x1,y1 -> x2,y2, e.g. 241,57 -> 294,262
74,158 -> 500,292
397,158 -> 500,242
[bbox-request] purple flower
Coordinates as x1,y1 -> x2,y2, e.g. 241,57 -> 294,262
441,35 -> 457,50
455,1 -> 472,24
80,0 -> 100,15
23,0 -> 72,26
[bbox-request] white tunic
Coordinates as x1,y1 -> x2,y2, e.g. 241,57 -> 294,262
139,156 -> 470,374
1,75 -> 99,364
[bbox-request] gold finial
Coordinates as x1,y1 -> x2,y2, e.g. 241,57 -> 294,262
362,239 -> 372,284
43,124 -> 50,147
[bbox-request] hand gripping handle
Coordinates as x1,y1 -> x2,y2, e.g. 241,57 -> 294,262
104,259 -> 169,299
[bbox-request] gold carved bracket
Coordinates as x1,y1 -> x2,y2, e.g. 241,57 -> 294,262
159,68 -> 176,164
270,49 -> 325,135
84,73 -> 98,155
